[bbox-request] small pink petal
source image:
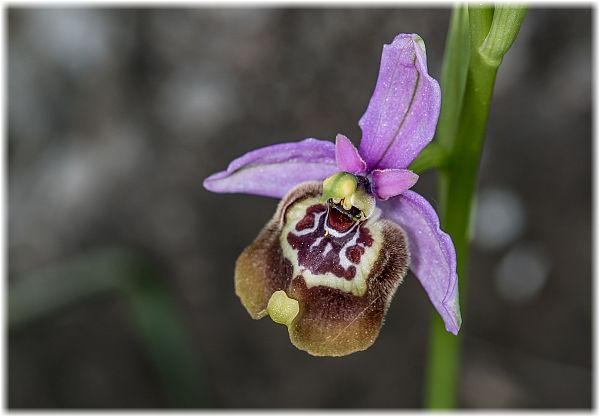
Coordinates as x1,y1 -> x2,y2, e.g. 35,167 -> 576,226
335,134 -> 367,174
371,169 -> 419,200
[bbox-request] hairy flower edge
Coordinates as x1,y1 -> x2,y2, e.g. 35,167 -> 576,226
235,182 -> 410,356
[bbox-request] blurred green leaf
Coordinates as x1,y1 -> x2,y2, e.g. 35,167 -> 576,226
9,249 -> 125,327
9,248 -> 212,408
409,142 -> 449,174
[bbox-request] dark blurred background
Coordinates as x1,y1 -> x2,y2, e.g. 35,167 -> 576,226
8,7 -> 591,409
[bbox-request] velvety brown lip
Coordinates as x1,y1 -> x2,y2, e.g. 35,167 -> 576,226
234,181 -> 411,356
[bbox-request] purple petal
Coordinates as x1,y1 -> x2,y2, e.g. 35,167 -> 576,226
379,190 -> 461,334
370,169 -> 419,200
358,34 -> 441,171
203,138 -> 337,198
335,134 -> 366,174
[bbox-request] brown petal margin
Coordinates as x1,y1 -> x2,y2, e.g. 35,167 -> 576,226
235,181 -> 410,356
235,182 -> 322,318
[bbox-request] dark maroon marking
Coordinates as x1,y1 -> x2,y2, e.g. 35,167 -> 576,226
358,226 -> 374,247
287,204 -> 375,281
346,246 -> 365,264
295,205 -> 324,231
326,206 -> 355,233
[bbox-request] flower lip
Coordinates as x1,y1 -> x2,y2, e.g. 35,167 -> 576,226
234,181 -> 411,356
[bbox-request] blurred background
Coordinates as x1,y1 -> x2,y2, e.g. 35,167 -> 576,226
8,7 -> 591,409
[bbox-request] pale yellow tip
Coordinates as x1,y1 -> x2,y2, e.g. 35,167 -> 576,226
267,290 -> 299,326
322,174 -> 334,189
340,178 -> 356,197
322,172 -> 357,200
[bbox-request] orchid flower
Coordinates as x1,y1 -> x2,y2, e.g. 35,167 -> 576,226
203,33 -> 461,356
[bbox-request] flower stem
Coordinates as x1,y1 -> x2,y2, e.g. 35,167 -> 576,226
424,4 -> 527,409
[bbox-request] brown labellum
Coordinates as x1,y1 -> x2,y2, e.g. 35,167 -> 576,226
235,181 -> 410,356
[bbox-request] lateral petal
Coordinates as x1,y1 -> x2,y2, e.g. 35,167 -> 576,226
379,191 -> 461,334
335,134 -> 367,174
370,168 -> 419,200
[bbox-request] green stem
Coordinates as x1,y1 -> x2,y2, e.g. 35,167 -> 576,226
424,4 -> 527,409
